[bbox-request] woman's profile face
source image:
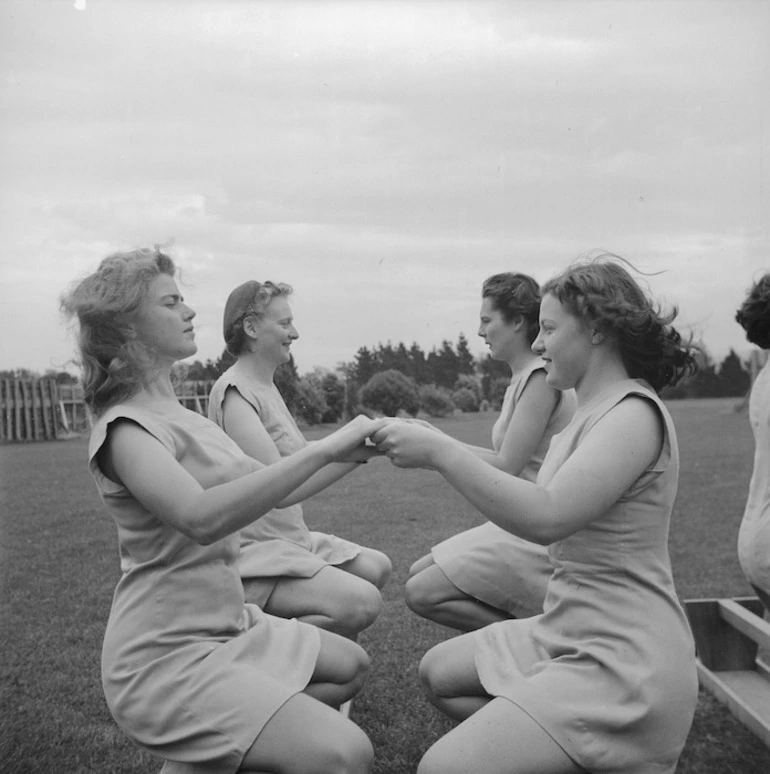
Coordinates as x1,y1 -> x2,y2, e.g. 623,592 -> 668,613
478,296 -> 520,363
250,295 -> 298,366
533,293 -> 591,390
132,274 -> 197,365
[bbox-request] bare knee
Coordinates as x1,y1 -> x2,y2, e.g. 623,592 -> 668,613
405,570 -> 443,619
310,725 -> 374,774
333,584 -> 383,636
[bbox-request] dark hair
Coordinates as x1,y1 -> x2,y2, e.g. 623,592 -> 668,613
482,272 -> 541,344
736,274 -> 770,349
60,247 -> 178,415
224,281 -> 293,356
542,253 -> 698,393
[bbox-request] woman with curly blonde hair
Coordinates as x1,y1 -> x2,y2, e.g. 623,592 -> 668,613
62,248 -> 383,774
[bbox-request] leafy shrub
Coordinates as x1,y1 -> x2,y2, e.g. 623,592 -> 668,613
419,384 -> 456,418
451,387 -> 479,412
489,376 -> 511,411
361,369 -> 420,417
318,370 -> 346,423
295,374 -> 328,425
454,374 -> 482,402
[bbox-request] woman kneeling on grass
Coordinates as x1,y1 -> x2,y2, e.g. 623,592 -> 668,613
208,280 -> 391,639
61,248 -> 384,774
373,254 -> 700,774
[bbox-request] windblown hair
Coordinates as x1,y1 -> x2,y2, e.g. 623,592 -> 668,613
542,253 -> 698,393
225,281 -> 293,356
482,272 -> 542,344
60,248 -> 177,416
735,273 -> 770,350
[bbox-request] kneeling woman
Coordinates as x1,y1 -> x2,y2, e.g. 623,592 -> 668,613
61,249 -> 383,774
208,280 -> 391,638
374,255 -> 699,774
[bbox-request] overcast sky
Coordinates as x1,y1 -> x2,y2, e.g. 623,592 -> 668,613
1,0 -> 768,376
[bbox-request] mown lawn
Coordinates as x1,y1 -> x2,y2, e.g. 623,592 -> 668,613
1,397 -> 769,773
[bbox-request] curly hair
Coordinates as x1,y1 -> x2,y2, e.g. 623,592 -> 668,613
224,281 -> 293,356
542,253 -> 698,393
482,272 -> 542,344
60,247 -> 178,416
736,274 -> 770,349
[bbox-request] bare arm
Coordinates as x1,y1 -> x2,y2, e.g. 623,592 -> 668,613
465,371 -> 560,474
374,396 -> 663,544
105,414 -> 384,545
221,388 -> 378,506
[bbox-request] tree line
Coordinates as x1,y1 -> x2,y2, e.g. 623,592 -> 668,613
1,340 -> 756,426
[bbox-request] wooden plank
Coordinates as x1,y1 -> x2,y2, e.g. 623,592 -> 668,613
40,380 -> 52,440
21,380 -> 33,440
719,599 -> 770,651
13,380 -> 23,441
30,378 -> 41,439
685,598 -> 757,670
49,381 -> 59,440
696,662 -> 770,748
1,378 -> 9,442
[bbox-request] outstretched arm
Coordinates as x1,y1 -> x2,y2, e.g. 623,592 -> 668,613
221,389 -> 380,506
104,414 -> 385,545
374,396 -> 663,544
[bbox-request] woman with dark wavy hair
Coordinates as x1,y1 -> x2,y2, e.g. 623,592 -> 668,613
61,248 -> 383,774
405,272 -> 575,631
736,273 -> 770,612
373,254 -> 699,774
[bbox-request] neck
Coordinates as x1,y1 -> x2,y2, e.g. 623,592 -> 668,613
235,352 -> 277,386
574,355 -> 630,407
134,368 -> 178,404
506,348 -> 539,376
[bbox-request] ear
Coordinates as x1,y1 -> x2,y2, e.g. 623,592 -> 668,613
242,315 -> 260,339
591,330 -> 605,345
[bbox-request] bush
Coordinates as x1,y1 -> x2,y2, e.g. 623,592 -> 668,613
451,387 -> 479,412
489,376 -> 511,411
454,374 -> 482,403
294,374 -> 328,425
319,371 -> 346,423
361,369 -> 420,417
419,384 -> 456,418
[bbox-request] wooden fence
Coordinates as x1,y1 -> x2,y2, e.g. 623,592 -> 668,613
1,379 -> 216,443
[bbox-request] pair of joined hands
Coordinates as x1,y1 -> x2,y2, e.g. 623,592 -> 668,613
326,414 -> 456,469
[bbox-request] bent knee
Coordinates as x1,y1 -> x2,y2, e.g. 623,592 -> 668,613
404,571 -> 447,617
334,585 -> 383,635
314,724 -> 374,774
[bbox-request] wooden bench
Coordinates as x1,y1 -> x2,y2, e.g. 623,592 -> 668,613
685,596 -> 770,746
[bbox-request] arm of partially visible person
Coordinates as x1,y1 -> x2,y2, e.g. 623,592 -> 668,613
374,395 -> 662,544
105,414 -> 384,545
463,371 -> 560,474
222,388 -> 382,507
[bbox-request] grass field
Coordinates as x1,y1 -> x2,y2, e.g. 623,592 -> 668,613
2,397 -> 770,773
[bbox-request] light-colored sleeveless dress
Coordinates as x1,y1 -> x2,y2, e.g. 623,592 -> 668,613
431,360 -> 575,617
208,365 -> 362,601
738,358 -> 770,597
475,380 -> 698,773
89,399 -> 321,773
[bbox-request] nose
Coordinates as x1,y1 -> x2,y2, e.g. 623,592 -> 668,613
477,323 -> 485,338
531,330 -> 544,355
289,324 -> 299,340
184,304 -> 196,321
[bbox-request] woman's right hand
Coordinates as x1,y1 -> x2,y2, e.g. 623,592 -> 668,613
320,415 -> 389,463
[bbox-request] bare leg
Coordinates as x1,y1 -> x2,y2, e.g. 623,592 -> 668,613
406,560 -> 512,632
418,630 -> 496,721
336,547 -> 392,589
240,693 -> 373,774
261,566 -> 383,637
303,628 -> 370,707
417,698 -> 583,774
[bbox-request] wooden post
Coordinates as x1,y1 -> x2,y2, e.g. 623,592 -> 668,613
40,380 -> 52,440
13,380 -> 23,441
21,380 -> 33,440
1,379 -> 9,442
